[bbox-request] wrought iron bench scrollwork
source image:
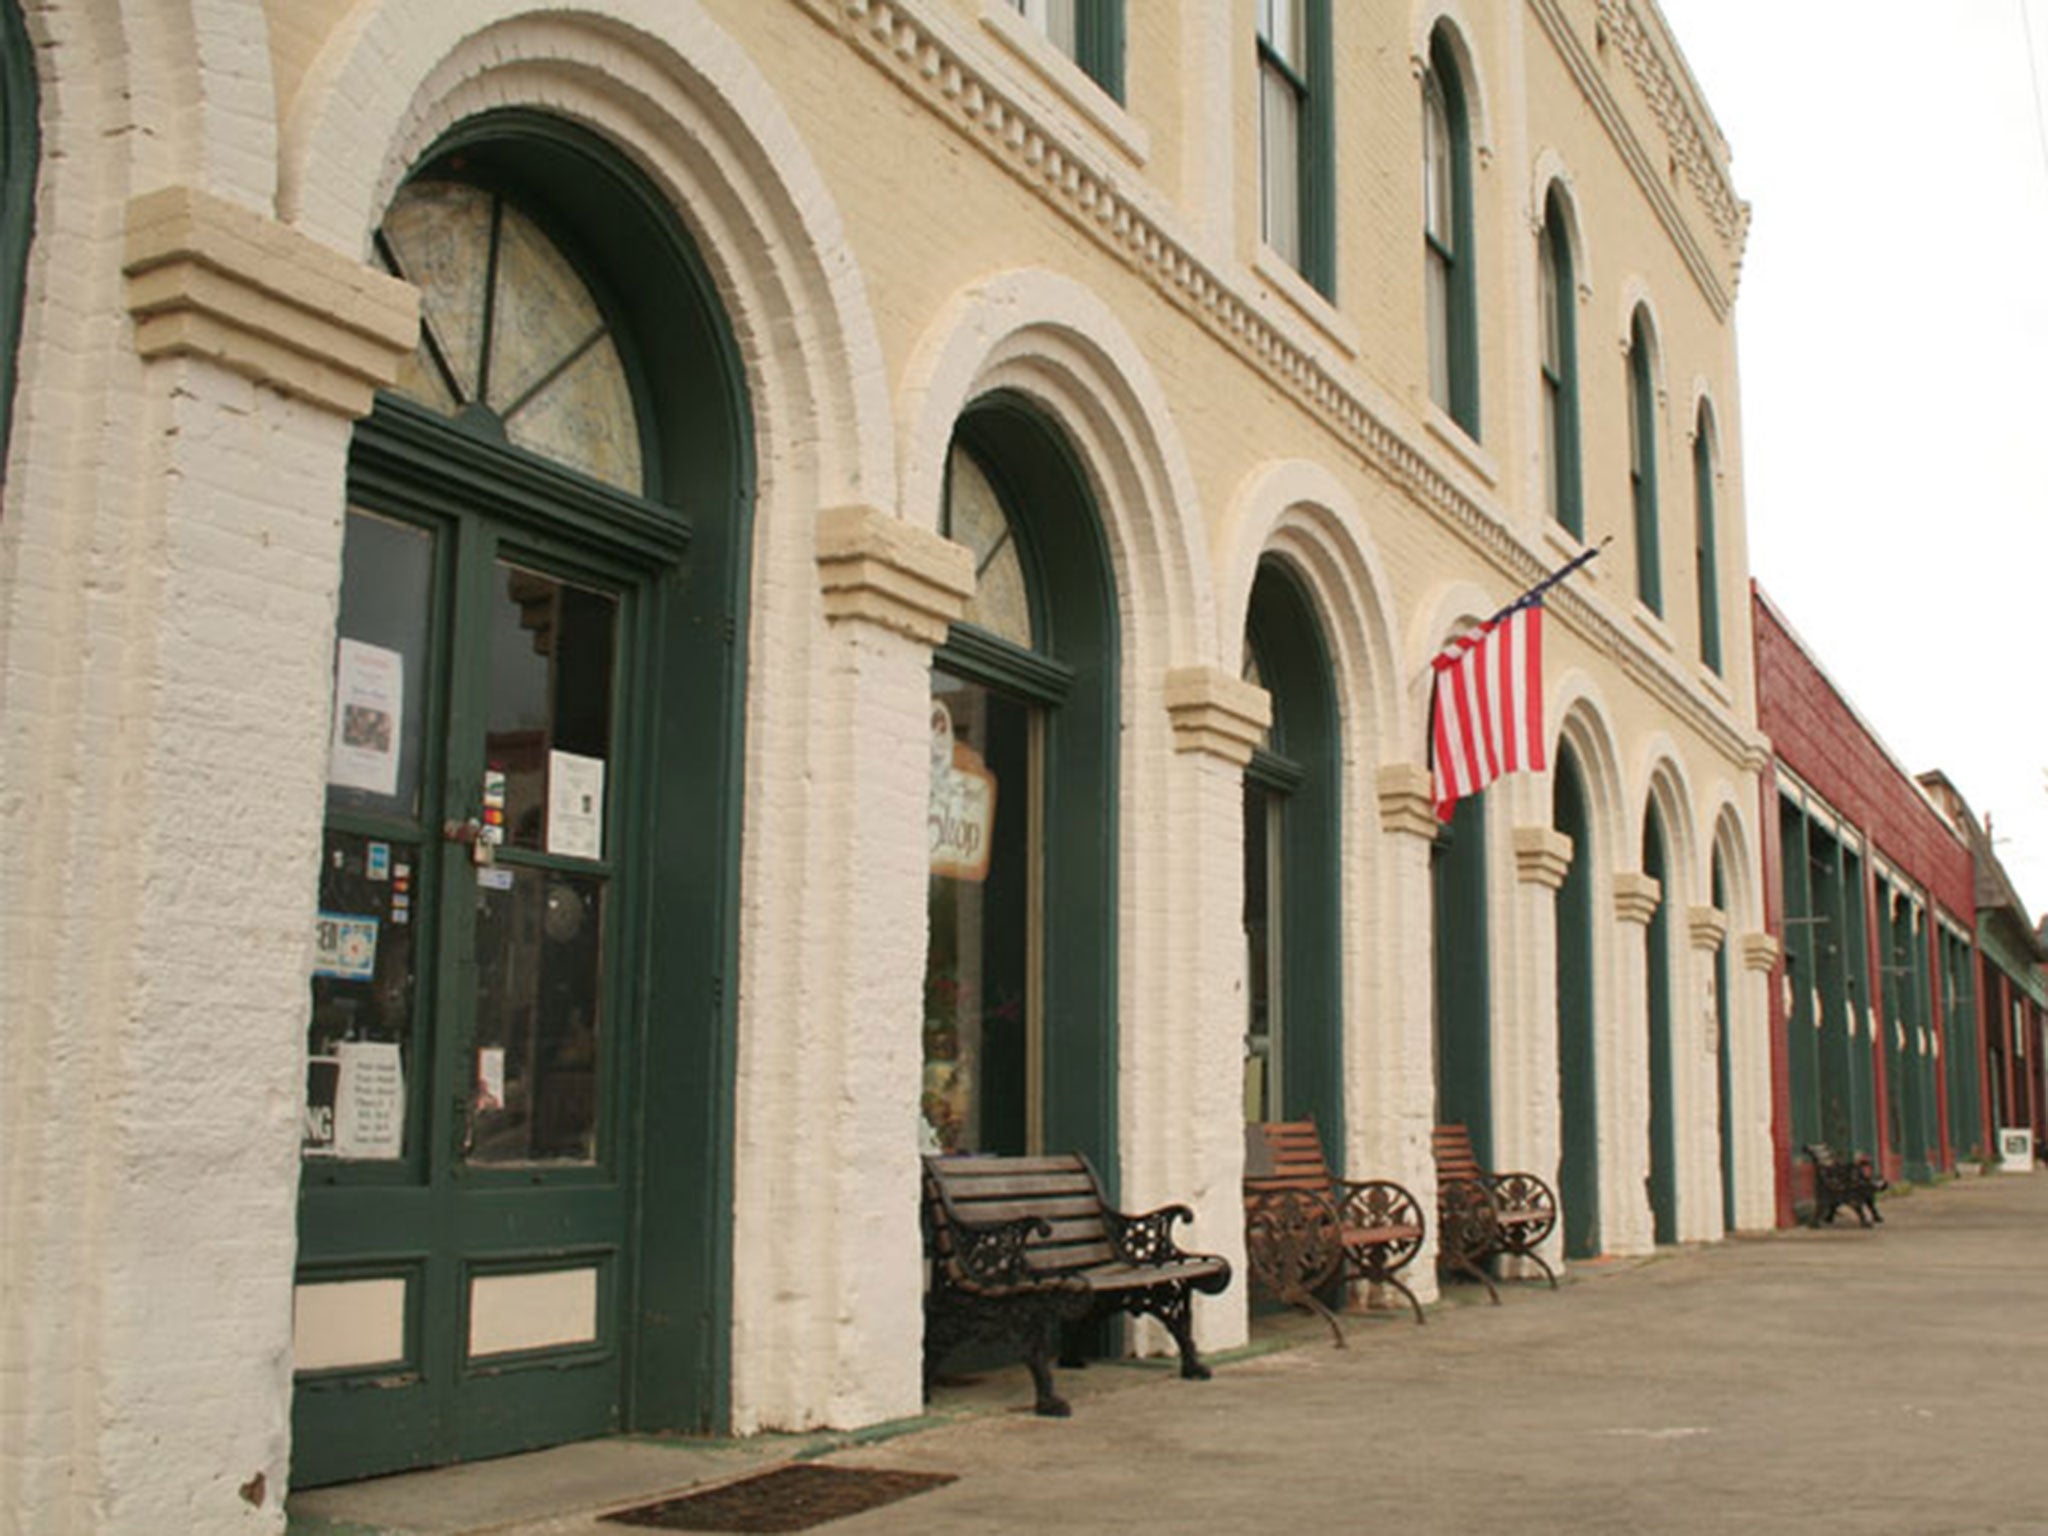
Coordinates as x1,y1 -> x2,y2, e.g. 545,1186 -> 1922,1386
922,1152 -> 1232,1417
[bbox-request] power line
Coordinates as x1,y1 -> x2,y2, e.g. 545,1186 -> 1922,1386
2021,0 -> 2048,188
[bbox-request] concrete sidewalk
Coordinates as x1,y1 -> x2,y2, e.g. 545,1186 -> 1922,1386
290,1172 -> 2048,1536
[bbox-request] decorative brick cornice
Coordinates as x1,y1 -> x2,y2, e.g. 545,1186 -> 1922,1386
1163,667 -> 1270,766
1613,871 -> 1662,926
1688,904 -> 1728,952
1594,0 -> 1749,255
124,186 -> 417,418
1742,931 -> 1781,973
815,504 -> 975,646
1531,0 -> 1746,317
1378,765 -> 1439,841
1513,826 -> 1574,889
806,0 -> 1764,775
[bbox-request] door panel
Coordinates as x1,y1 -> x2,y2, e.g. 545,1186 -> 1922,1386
296,504 -> 644,1485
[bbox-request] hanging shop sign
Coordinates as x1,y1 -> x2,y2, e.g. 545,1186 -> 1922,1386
928,700 -> 997,883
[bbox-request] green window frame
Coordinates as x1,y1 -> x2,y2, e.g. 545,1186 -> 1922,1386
1693,400 -> 1722,674
1003,0 -> 1125,100
1257,0 -> 1334,297
1627,308 -> 1662,615
1539,187 -> 1582,536
1423,26 -> 1479,436
0,0 -> 36,477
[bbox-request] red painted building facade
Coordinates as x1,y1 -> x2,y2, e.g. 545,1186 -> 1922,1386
1753,586 -> 1985,1223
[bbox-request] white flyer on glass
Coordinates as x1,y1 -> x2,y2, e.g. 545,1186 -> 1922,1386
328,639 -> 404,797
333,1040 -> 404,1160
547,750 -> 605,860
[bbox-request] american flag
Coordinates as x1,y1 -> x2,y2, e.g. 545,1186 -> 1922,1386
1430,598 -> 1546,821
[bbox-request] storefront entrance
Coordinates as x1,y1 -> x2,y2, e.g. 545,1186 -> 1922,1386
293,121 -> 750,1486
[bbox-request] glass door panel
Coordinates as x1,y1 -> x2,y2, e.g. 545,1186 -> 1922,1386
924,669 -> 1035,1155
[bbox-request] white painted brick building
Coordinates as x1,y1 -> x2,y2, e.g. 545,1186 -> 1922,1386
0,1 -> 1776,1528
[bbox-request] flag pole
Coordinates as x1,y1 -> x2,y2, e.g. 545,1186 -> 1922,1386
1484,535 -> 1612,626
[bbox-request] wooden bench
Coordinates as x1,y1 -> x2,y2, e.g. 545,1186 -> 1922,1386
921,1152 -> 1231,1417
1432,1123 -> 1559,1302
1243,1120 -> 1426,1345
1803,1142 -> 1886,1228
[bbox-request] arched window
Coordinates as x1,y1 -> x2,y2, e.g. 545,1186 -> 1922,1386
923,397 -> 1118,1169
1693,400 -> 1722,674
1424,26 -> 1478,435
1539,187 -> 1581,536
1240,559 -> 1341,1137
297,114 -> 751,1485
1552,744 -> 1598,1257
1643,802 -> 1676,1243
1258,0 -> 1333,294
0,0 -> 36,477
1627,308 -> 1661,614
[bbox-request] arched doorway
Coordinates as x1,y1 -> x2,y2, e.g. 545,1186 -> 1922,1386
1433,796 -> 1492,1161
1713,850 -> 1735,1231
920,394 -> 1119,1173
1644,803 -> 1677,1244
1240,558 -> 1342,1138
293,114 -> 751,1484
1553,746 -> 1599,1257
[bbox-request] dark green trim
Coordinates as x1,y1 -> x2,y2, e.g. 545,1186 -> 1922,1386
1246,745 -> 1306,793
1074,0 -> 1125,102
951,393 -> 1120,1187
1553,746 -> 1599,1258
1541,187 -> 1583,539
1247,558 -> 1343,1154
1712,856 -> 1734,1231
299,109 -> 754,1481
0,0 -> 36,480
1839,845 -> 1877,1158
1432,795 -> 1491,1163
1628,311 -> 1662,615
1644,805 -> 1676,1245
1428,26 -> 1480,438
351,398 -> 689,564
1261,0 -> 1334,298
1779,796 -> 1819,1158
1693,408 -> 1722,675
936,623 -> 1076,704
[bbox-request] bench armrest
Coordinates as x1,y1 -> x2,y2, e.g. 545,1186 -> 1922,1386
1103,1202 -> 1198,1265
1331,1177 -> 1425,1236
934,1210 -> 1053,1290
1483,1169 -> 1557,1214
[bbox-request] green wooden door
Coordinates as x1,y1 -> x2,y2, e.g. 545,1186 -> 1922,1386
294,477 -> 661,1485
291,156 -> 712,1485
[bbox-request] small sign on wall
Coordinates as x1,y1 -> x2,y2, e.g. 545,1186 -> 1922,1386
1998,1126 -> 2034,1172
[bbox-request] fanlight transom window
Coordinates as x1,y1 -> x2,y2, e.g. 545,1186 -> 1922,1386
377,178 -> 644,495
944,445 -> 1034,649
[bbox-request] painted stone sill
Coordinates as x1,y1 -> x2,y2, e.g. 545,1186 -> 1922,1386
977,0 -> 1149,166
1422,405 -> 1499,490
1629,603 -> 1676,654
1250,243 -> 1361,361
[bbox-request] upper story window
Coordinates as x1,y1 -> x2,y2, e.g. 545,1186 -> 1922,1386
1003,0 -> 1124,100
1693,400 -> 1722,674
1627,306 -> 1662,615
1538,187 -> 1582,537
1258,0 -> 1332,296
1423,27 -> 1478,435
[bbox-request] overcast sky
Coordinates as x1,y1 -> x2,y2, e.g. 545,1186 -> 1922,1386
1655,0 -> 2048,921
